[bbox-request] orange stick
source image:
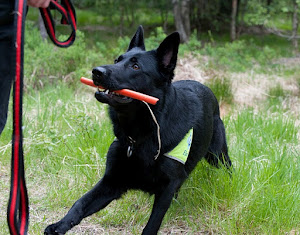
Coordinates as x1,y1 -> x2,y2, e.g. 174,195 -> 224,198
80,77 -> 159,105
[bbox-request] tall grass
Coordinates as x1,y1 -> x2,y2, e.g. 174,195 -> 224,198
0,82 -> 298,234
0,84 -> 113,233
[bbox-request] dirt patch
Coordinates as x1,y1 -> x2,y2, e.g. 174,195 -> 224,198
0,165 -> 10,217
273,57 -> 300,68
231,72 -> 299,114
173,54 -> 300,117
174,54 -> 210,83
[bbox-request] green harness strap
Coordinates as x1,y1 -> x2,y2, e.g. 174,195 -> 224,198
164,128 -> 193,164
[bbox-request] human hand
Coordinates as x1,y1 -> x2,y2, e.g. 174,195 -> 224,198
27,0 -> 51,8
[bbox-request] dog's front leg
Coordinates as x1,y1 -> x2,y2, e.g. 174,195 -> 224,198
44,177 -> 124,235
142,180 -> 181,235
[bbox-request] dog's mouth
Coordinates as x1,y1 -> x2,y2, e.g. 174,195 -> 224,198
95,87 -> 133,104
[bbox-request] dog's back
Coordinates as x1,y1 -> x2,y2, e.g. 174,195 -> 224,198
163,80 -> 230,174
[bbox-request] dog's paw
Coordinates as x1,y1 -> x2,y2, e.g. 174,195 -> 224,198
44,223 -> 65,235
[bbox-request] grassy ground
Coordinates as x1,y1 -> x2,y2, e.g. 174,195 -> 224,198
0,80 -> 298,234
0,13 -> 300,234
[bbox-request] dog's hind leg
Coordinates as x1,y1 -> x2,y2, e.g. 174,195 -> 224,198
142,180 -> 182,235
204,116 -> 232,169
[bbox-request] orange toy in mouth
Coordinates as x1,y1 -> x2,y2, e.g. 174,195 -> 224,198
80,77 -> 159,105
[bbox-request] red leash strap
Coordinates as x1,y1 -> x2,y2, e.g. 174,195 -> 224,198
40,0 -> 77,47
7,1 -> 76,234
7,0 -> 29,234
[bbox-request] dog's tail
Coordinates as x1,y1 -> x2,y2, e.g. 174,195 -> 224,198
204,114 -> 232,169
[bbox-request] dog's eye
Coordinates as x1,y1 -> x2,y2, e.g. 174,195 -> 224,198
114,59 -> 118,64
132,64 -> 140,70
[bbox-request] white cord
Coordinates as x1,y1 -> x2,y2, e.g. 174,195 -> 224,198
142,101 -> 161,160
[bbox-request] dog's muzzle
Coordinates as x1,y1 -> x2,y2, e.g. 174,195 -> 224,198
92,66 -> 133,105
92,66 -> 110,86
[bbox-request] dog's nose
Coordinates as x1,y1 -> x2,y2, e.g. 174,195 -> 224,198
92,67 -> 110,86
92,67 -> 107,79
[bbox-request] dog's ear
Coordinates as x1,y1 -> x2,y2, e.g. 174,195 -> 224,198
156,32 -> 180,82
127,25 -> 146,51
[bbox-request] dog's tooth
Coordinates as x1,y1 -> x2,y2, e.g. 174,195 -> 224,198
105,90 -> 109,95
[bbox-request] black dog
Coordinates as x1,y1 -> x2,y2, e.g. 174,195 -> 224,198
45,26 -> 232,235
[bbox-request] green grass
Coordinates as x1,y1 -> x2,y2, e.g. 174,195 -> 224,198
0,82 -> 299,234
205,76 -> 233,105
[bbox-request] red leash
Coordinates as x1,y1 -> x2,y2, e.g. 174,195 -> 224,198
7,1 -> 29,234
40,0 -> 77,47
7,1 -> 76,234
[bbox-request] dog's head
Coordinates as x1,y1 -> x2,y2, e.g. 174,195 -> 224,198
93,26 -> 180,106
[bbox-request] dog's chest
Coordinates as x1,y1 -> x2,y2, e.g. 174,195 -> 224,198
120,155 -> 166,193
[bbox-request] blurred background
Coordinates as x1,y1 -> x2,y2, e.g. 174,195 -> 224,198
22,0 -> 300,108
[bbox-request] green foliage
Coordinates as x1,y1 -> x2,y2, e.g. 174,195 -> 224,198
72,0 -> 165,32
202,40 -> 256,72
103,27 -> 169,59
24,22 -> 108,90
271,0 -> 298,14
200,35 -> 292,72
245,0 -> 270,25
145,27 -> 167,50
179,32 -> 202,56
205,77 -> 233,104
110,28 -> 202,59
267,84 -> 293,109
71,0 -> 298,35
75,9 -> 104,26
242,0 -> 297,29
114,36 -> 132,55
269,84 -> 288,98
244,0 -> 270,25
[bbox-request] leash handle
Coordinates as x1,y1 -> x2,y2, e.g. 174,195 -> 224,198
39,0 -> 77,47
7,0 -> 29,234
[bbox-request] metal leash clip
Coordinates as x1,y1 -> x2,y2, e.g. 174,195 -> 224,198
127,146 -> 133,157
127,136 -> 135,157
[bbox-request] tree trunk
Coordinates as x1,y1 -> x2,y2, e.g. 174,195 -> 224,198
181,0 -> 191,38
292,0 -> 299,54
240,0 -> 247,25
172,0 -> 190,43
129,0 -> 136,27
159,3 -> 169,32
119,5 -> 124,37
231,0 -> 238,41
